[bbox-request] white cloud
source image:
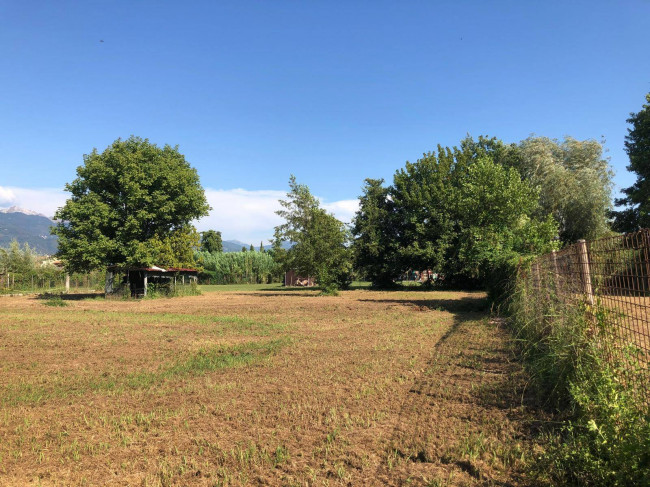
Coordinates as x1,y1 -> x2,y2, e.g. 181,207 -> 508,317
198,188 -> 285,244
0,186 -> 17,204
322,199 -> 359,224
0,186 -> 359,245
0,186 -> 67,218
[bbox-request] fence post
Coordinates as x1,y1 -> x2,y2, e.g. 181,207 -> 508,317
65,273 -> 70,293
551,250 -> 559,293
643,229 -> 650,293
576,239 -> 594,306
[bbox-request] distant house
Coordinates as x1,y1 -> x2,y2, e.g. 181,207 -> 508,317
106,266 -> 198,297
284,270 -> 315,287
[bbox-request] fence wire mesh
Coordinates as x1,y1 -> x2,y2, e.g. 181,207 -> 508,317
520,229 -> 650,400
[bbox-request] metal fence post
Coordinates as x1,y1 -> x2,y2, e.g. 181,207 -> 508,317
577,239 -> 594,306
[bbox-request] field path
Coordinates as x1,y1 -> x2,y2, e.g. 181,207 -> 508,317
0,289 -> 543,486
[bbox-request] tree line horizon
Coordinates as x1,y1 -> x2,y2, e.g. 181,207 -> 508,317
45,93 -> 649,293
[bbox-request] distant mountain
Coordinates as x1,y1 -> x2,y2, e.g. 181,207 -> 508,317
0,207 -> 59,255
223,240 -> 251,252
222,239 -> 292,252
0,206 -> 291,256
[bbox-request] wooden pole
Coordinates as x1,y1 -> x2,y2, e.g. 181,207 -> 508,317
576,239 -> 594,306
65,273 -> 70,293
551,250 -> 560,294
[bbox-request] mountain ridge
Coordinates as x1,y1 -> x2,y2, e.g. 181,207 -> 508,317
0,207 -> 287,255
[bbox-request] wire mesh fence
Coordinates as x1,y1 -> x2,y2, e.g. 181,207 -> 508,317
520,229 -> 650,401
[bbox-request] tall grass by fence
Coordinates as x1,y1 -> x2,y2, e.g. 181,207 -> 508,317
520,230 -> 650,401
514,230 -> 650,485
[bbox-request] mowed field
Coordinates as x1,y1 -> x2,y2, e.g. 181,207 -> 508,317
0,288 -> 543,486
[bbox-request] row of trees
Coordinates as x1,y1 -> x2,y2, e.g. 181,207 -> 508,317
352,135 -> 613,287
48,92 -> 648,293
276,92 -> 650,292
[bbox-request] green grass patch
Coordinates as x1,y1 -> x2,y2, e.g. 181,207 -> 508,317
199,283 -> 284,292
43,295 -> 68,307
1,338 -> 289,407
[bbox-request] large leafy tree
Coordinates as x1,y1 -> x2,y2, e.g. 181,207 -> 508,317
517,136 -> 612,242
200,230 -> 223,253
453,157 -> 558,279
351,178 -> 398,287
353,137 -> 559,286
53,136 -> 210,272
612,93 -> 650,232
391,145 -> 458,274
274,176 -> 351,292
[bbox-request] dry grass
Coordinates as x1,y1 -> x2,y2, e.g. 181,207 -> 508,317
0,288 -> 543,486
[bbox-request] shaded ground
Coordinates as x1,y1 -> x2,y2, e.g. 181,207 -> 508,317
0,289 -> 544,486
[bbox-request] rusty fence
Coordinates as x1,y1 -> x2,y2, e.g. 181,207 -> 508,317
520,229 -> 650,400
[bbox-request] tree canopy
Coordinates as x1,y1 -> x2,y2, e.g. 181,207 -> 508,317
200,230 -> 223,253
352,137 -> 563,287
274,176 -> 351,292
52,136 -> 210,272
516,136 -> 613,242
612,93 -> 650,232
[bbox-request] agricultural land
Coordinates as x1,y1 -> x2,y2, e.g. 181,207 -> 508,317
0,286 -> 546,486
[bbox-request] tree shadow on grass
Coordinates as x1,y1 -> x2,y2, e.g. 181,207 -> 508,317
358,296 -> 489,313
37,292 -> 104,301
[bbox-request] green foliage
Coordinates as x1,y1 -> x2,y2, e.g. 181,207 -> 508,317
43,295 -> 68,307
390,144 -> 457,275
517,136 -> 613,242
352,133 -> 612,287
200,230 -> 223,253
52,136 -> 210,272
351,179 -> 399,287
453,157 -> 558,280
274,176 -> 352,291
543,359 -> 650,486
196,250 -> 278,284
612,93 -> 650,232
0,240 -> 97,293
508,263 -> 650,485
0,240 -> 36,276
135,225 -> 201,269
355,138 -> 558,287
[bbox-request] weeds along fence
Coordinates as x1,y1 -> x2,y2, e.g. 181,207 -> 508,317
0,270 -> 105,293
518,229 -> 650,402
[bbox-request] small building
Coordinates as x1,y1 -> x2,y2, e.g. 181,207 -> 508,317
284,270 -> 315,287
106,266 -> 198,297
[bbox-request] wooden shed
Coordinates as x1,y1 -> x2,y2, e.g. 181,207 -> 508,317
106,266 -> 198,297
284,270 -> 315,287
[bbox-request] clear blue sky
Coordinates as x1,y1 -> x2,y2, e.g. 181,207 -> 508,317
1,1 -> 649,228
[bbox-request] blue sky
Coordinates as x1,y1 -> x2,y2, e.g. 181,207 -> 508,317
1,1 -> 649,242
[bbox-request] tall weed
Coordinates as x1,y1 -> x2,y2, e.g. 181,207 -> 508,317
506,265 -> 650,485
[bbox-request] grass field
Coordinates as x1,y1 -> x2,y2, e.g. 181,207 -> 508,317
0,288 -> 544,486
